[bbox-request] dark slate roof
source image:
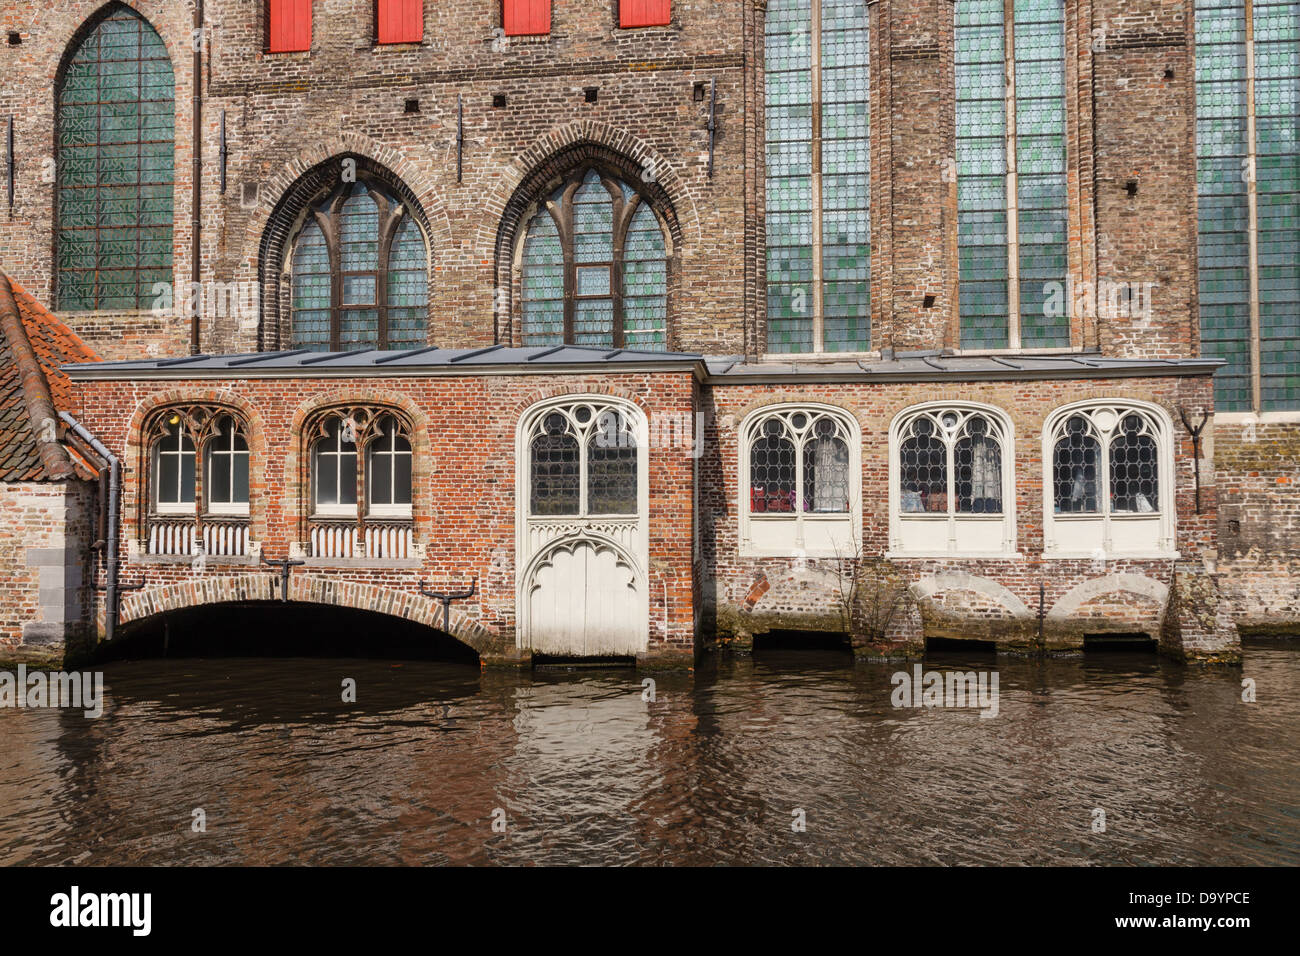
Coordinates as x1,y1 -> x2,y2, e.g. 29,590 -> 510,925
64,344 -> 706,378
0,274 -> 101,482
704,351 -> 1224,382
63,345 -> 1223,384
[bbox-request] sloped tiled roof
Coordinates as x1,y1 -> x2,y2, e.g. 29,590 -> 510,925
0,273 -> 101,482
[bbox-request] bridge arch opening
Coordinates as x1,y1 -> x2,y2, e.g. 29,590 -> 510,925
101,602 -> 481,665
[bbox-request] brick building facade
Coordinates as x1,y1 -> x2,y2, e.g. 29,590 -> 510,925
0,0 -> 1294,666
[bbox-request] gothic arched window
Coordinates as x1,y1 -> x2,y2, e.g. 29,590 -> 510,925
1044,402 -> 1174,557
520,168 -> 668,350
739,405 -> 860,556
527,402 -> 640,517
290,180 -> 428,352
144,407 -> 253,558
56,3 -> 174,310
890,403 -> 1015,557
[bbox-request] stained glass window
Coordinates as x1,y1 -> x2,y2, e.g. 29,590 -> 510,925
955,0 -> 1070,349
56,4 -> 174,311
1254,0 -> 1300,410
1196,0 -> 1300,411
1196,0 -> 1254,409
290,180 -> 428,351
764,0 -> 871,353
520,169 -> 668,349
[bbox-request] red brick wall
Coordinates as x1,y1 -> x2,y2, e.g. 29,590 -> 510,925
68,369 -> 698,663
700,373 -> 1219,645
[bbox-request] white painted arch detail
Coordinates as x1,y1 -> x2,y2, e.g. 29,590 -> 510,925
909,572 -> 1032,619
1041,398 -> 1177,559
1047,573 -> 1170,621
737,402 -> 862,558
888,400 -> 1018,558
515,395 -> 650,656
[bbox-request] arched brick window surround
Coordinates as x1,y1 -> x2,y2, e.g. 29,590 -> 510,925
258,153 -> 433,351
495,142 -> 684,349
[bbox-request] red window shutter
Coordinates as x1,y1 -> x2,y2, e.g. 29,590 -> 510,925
503,0 -> 551,37
620,0 -> 670,28
268,0 -> 312,53
378,0 -> 423,44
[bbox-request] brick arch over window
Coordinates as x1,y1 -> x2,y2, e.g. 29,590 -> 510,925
288,393 -> 432,554
495,141 -> 686,349
258,153 -> 434,351
122,392 -> 268,558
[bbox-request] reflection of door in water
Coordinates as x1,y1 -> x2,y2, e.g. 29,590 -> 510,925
527,541 -> 642,657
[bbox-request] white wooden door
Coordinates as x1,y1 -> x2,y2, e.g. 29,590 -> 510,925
526,540 -> 643,656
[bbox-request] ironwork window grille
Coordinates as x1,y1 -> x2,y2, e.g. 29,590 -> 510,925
747,409 -> 852,514
898,409 -> 1006,516
528,403 -> 639,517
1195,0 -> 1300,411
290,180 -> 428,352
955,0 -> 1070,349
1051,408 -> 1161,515
520,168 -> 668,350
56,3 -> 174,311
764,0 -> 871,353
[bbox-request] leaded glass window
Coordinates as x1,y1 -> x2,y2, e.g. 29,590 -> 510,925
764,0 -> 871,353
528,402 -> 641,517
1195,0 -> 1300,411
290,180 -> 429,352
520,169 -> 668,350
747,409 -> 852,514
898,408 -> 1007,516
56,4 -> 174,311
1050,406 -> 1163,515
955,0 -> 1070,349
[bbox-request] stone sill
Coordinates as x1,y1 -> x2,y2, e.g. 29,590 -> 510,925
886,552 -> 1026,561
130,554 -> 258,567
303,558 -> 423,570
1040,551 -> 1182,561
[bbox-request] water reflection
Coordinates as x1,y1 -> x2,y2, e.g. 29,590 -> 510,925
1,644 -> 1296,865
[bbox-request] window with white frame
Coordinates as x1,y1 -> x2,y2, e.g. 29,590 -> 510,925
366,416 -> 413,517
1044,402 -> 1174,556
740,405 -> 860,556
205,416 -> 250,516
312,419 -> 359,516
528,403 -> 639,517
889,403 -> 1016,556
311,413 -> 413,518
152,421 -> 196,515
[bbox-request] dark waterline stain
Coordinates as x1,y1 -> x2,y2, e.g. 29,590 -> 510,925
1,641 -> 1297,866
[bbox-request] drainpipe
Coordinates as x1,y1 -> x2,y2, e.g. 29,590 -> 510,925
190,0 -> 204,355
59,412 -> 122,645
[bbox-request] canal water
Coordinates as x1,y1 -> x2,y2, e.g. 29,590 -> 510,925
2,641 -> 1297,866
